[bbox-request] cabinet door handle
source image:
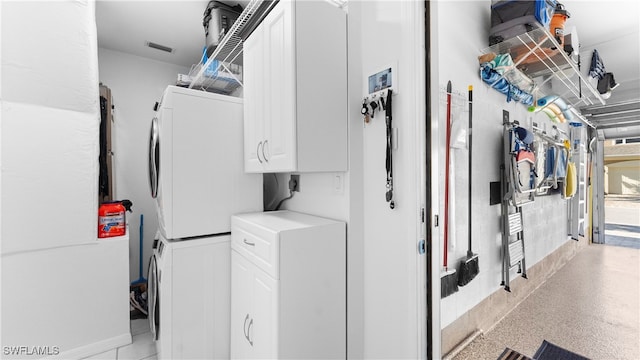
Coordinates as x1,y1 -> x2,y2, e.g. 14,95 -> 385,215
257,141 -> 263,163
243,239 -> 256,247
262,139 -> 269,162
247,318 -> 254,346
243,314 -> 250,340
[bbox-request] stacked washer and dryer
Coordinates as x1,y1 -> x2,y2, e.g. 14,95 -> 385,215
146,86 -> 262,359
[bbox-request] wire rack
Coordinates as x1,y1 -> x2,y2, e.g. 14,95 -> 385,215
481,26 -> 605,127
187,0 -> 278,93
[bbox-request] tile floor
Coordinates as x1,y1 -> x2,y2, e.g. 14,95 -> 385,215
452,244 -> 640,360
83,319 -> 156,360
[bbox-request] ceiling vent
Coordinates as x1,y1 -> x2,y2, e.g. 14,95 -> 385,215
146,41 -> 174,54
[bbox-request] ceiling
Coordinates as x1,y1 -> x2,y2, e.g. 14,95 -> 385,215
96,0 -> 249,69
561,0 -> 640,135
95,0 -> 640,135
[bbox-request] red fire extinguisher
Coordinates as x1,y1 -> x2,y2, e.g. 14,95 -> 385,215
98,200 -> 133,238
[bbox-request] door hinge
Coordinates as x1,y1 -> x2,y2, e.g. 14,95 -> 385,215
418,239 -> 426,255
434,214 -> 439,227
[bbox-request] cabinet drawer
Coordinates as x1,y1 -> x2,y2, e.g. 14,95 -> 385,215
231,226 -> 279,278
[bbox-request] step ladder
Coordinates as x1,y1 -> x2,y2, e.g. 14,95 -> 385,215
502,209 -> 528,291
568,122 -> 587,240
501,117 -> 530,292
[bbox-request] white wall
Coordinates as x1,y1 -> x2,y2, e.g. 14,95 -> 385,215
607,160 -> 640,194
97,48 -> 189,282
1,1 -> 130,357
271,1 -> 426,358
432,1 -> 575,329
1,0 -> 99,255
2,237 -> 130,359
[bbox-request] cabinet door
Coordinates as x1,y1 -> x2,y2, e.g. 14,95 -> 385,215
262,0 -> 296,172
243,26 -> 265,173
230,251 -> 254,359
251,267 -> 278,359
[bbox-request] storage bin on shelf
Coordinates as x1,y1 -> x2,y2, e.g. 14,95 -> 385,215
179,48 -> 243,94
185,0 -> 278,95
489,0 -> 557,46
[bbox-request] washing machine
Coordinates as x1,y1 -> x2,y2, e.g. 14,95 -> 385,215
148,232 -> 230,359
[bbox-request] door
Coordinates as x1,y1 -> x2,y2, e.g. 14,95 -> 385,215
262,0 -> 296,172
148,116 -> 159,198
251,267 -> 277,359
231,250 -> 278,359
243,25 -> 266,172
231,251 -> 255,359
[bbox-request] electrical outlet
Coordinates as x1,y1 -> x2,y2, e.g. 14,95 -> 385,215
333,173 -> 344,194
289,174 -> 300,192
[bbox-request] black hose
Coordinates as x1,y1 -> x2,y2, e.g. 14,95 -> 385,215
274,190 -> 294,211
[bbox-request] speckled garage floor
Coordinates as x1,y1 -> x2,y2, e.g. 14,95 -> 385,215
452,244 -> 640,360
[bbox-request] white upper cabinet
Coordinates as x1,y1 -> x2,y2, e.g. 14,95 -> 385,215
243,0 -> 347,173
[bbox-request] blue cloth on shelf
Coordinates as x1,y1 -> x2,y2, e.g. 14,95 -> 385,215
480,64 -> 534,106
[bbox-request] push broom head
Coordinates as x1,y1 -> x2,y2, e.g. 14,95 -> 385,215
457,252 -> 479,286
441,268 -> 459,298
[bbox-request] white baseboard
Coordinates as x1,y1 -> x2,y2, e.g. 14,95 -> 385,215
43,333 -> 132,360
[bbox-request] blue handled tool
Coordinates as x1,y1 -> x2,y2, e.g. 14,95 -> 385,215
131,214 -> 147,285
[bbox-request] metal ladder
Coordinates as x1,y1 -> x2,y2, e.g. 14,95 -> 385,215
568,122 -> 586,240
502,208 -> 528,292
501,118 -> 530,292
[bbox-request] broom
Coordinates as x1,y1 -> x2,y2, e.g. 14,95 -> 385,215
458,85 -> 479,286
441,81 -> 459,298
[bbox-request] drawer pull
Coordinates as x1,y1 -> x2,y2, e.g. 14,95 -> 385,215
243,239 -> 256,246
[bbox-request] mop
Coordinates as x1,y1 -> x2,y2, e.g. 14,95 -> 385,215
441,81 -> 459,298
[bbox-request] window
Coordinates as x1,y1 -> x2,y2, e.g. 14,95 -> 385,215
614,138 -> 640,144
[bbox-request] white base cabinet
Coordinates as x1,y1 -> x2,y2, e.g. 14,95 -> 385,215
230,210 -> 346,359
243,0 -> 347,173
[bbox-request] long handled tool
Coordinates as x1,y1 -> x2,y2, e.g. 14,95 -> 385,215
458,85 -> 479,286
131,214 -> 147,285
441,81 -> 459,298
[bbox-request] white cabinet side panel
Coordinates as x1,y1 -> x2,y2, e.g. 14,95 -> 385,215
295,1 -> 348,172
278,223 -> 346,359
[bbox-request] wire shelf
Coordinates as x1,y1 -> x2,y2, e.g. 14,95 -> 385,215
187,0 -> 278,93
481,26 -> 605,125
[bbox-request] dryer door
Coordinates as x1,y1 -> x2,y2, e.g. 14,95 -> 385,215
148,253 -> 160,341
148,116 -> 159,199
